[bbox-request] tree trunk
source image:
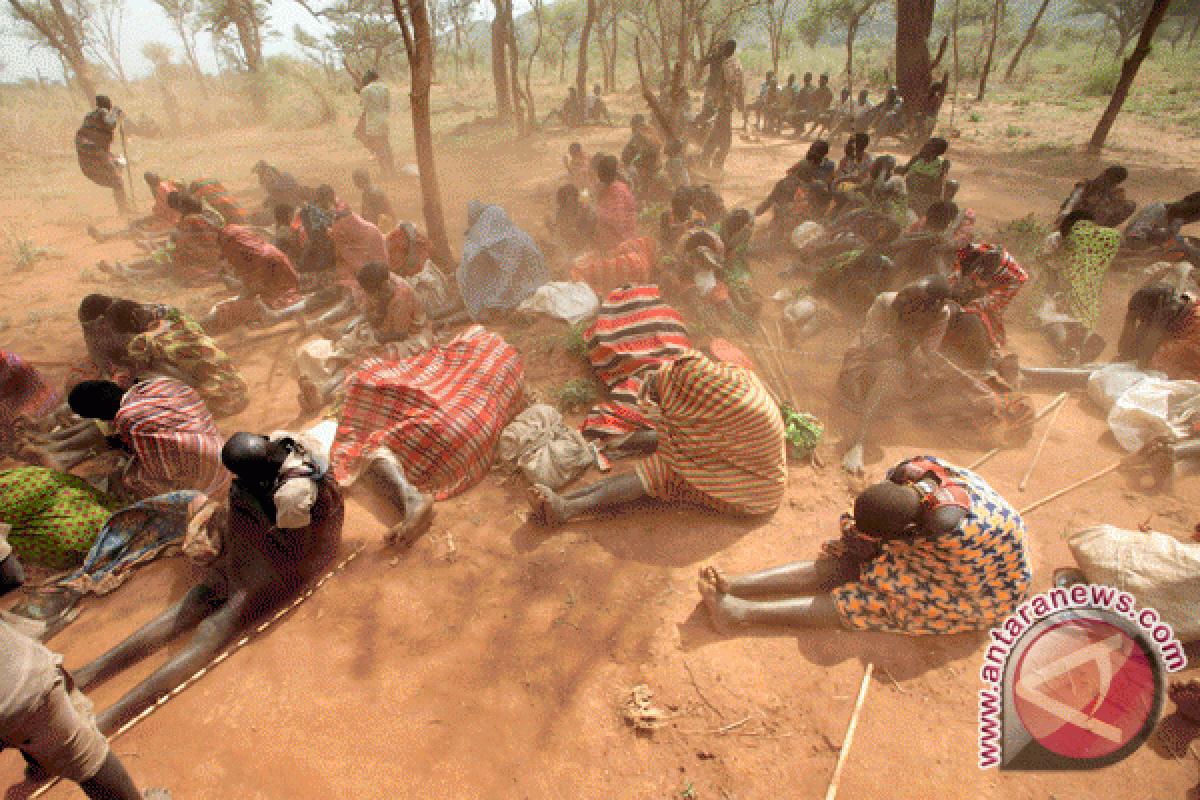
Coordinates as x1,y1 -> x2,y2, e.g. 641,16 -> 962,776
576,0 -> 596,96
607,17 -> 618,91
950,0 -> 960,125
845,16 -> 860,88
1088,0 -> 1172,153
1003,0 -> 1049,81
490,0 -> 512,118
391,0 -> 454,268
976,0 -> 1002,101
507,7 -> 524,136
1190,14 -> 1200,48
895,0 -> 937,114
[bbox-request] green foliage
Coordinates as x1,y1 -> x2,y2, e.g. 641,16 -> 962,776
968,111 -> 983,123
1004,124 -> 1031,138
564,325 -> 589,362
1081,62 -> 1121,97
781,407 -> 823,457
549,378 -> 598,414
5,230 -> 60,272
995,214 -> 1049,264
795,5 -> 828,49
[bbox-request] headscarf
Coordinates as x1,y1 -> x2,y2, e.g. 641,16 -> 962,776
457,202 -> 548,320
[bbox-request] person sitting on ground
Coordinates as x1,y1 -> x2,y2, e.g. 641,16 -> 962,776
105,298 -> 250,418
830,133 -> 875,214
718,208 -> 757,300
550,184 -> 601,256
754,140 -> 836,245
594,154 -> 639,250
0,467 -> 121,573
563,142 -> 590,188
352,168 -> 395,230
886,199 -> 959,279
630,147 -> 674,208
46,378 -> 229,503
188,177 -> 246,225
809,235 -> 898,316
697,454 -> 1030,635
1056,165 -> 1137,229
661,228 -> 754,332
252,160 -> 313,216
838,276 -> 1020,476
621,115 -> 662,171
294,262 -> 433,412
586,85 -> 613,125
294,184 -> 388,288
272,203 -> 301,263
560,87 -> 584,127
660,187 -> 705,250
1116,281 -> 1200,381
67,430 -> 343,736
943,244 -> 1028,372
98,192 -> 225,286
1028,210 -> 1120,364
1,610 -> 151,799
528,348 -> 786,526
1122,191 -> 1200,261
664,138 -> 691,191
292,187 -> 339,283
75,94 -> 128,214
1,351 -> 63,457
458,201 -> 549,322
896,137 -> 952,216
138,172 -> 183,231
201,225 -> 303,335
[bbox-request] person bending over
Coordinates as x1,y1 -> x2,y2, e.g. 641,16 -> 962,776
698,455 -> 1030,634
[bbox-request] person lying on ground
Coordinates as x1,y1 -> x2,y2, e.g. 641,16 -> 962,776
943,243 -> 1028,372
52,378 -> 229,503
293,262 -> 434,412
1028,210 -> 1120,364
1122,191 -> 1200,261
67,430 -> 342,736
1,351 -> 63,457
838,276 -> 1022,476
75,94 -> 129,215
0,468 -> 121,573
97,192 -> 224,286
1056,165 -> 1136,230
105,299 -> 250,418
0,610 -> 152,799
594,154 -> 639,250
200,225 -> 304,335
698,454 -> 1030,635
810,246 -> 898,316
528,349 -> 786,526
352,168 -> 395,231
252,160 -> 314,218
188,177 -> 246,225
895,137 -> 952,217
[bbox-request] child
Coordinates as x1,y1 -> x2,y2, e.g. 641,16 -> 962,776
563,142 -> 590,188
352,168 -> 395,231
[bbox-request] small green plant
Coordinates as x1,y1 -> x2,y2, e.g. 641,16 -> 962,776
549,378 -> 598,413
1013,96 -> 1030,107
679,783 -> 697,800
968,111 -> 983,123
564,325 -> 589,361
996,214 -> 1049,263
1081,63 -> 1120,97
7,235 -> 60,272
1004,124 -> 1031,138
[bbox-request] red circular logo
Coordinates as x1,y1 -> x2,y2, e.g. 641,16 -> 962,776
1012,617 -> 1158,761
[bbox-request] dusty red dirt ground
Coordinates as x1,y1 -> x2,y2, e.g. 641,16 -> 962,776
2,90 -> 1199,798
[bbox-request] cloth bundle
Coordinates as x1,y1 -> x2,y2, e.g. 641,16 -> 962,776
497,405 -> 594,489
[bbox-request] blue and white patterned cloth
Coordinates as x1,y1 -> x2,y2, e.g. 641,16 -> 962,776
457,201 -> 548,321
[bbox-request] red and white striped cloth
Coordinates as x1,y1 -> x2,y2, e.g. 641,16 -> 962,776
570,236 -> 658,297
114,378 -> 229,501
331,326 -> 525,500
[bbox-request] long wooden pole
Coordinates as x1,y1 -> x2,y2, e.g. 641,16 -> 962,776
1018,393 -> 1067,492
966,392 -> 1068,471
825,662 -> 875,800
1018,461 -> 1122,517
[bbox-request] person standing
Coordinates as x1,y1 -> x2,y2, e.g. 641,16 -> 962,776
699,40 -> 744,174
75,95 -> 128,214
355,70 -> 396,179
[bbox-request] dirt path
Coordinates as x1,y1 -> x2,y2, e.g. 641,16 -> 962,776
2,91 -> 1199,799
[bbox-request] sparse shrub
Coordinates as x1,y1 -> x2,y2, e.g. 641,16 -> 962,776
996,214 -> 1049,264
1081,63 -> 1120,97
549,378 -> 597,414
968,111 -> 983,123
1004,124 -> 1031,138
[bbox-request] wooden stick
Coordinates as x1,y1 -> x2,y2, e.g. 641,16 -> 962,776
1018,392 -> 1068,492
1018,461 -> 1121,517
759,323 -> 795,407
967,391 -> 1069,471
29,544 -> 366,800
825,662 -> 875,800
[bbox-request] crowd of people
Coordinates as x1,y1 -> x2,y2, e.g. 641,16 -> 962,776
2,47 -> 1199,796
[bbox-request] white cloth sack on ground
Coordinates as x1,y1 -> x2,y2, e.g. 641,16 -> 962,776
517,281 -> 599,326
790,221 -> 824,251
497,404 -> 594,489
1087,363 -> 1200,451
1069,524 -> 1200,642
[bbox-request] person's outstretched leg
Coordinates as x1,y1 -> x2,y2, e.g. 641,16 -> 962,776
73,583 -> 224,692
1018,365 -> 1095,390
842,359 -> 905,476
697,570 -> 843,634
79,751 -> 143,800
700,557 -> 859,599
526,472 -> 648,526
368,454 -> 434,544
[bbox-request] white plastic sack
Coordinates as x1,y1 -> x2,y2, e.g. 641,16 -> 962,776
790,221 -> 825,251
497,404 -> 594,489
782,295 -> 819,323
1069,524 -> 1200,642
1088,364 -> 1200,451
517,281 -> 599,327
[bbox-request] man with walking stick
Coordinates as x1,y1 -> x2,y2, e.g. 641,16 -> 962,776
75,95 -> 131,215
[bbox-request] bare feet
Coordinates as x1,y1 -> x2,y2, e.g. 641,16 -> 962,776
525,484 -> 569,526
385,491 -> 434,546
696,570 -> 747,636
699,565 -> 731,594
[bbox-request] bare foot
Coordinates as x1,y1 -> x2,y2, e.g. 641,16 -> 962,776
385,492 -> 434,546
525,484 -> 569,526
841,443 -> 865,478
696,573 -> 747,636
1169,680 -> 1200,726
698,565 -> 731,594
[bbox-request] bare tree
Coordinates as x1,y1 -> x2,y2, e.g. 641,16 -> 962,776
89,0 -> 130,88
443,0 -> 475,77
975,0 -> 1003,100
524,0 -> 545,131
1003,0 -> 1050,81
1088,0 -> 1172,152
576,0 -> 596,96
763,0 -> 794,74
202,0 -> 271,109
389,0 -> 453,266
295,0 -> 405,76
5,0 -> 96,101
153,0 -> 209,92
